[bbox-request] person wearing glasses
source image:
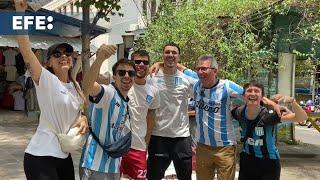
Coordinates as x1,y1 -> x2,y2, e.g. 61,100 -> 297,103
150,55 -> 243,180
120,50 -> 160,180
147,42 -> 196,180
80,44 -> 136,180
14,1 -> 88,179
179,55 -> 244,180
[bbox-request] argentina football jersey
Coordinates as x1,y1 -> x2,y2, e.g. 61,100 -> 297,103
182,69 -> 243,147
193,79 -> 243,147
81,83 -> 130,173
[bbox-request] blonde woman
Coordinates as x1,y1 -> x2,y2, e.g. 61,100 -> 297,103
15,0 -> 88,179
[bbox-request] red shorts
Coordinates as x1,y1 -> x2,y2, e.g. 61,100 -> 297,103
120,148 -> 147,180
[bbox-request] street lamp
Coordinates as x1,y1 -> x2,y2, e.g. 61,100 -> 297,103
122,31 -> 135,58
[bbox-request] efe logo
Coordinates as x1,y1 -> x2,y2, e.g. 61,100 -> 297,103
12,15 -> 53,30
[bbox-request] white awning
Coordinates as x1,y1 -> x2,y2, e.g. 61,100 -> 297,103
0,35 -> 97,53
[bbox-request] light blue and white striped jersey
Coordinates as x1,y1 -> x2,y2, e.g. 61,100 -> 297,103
183,69 -> 244,147
193,79 -> 243,147
80,83 -> 130,173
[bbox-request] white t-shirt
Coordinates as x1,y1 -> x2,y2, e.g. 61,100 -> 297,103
25,68 -> 82,158
149,69 -> 196,137
128,82 -> 160,151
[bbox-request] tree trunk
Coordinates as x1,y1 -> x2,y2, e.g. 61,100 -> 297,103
81,2 -> 90,116
81,4 -> 90,79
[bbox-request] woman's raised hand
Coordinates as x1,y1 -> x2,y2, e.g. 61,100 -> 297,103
14,0 -> 28,12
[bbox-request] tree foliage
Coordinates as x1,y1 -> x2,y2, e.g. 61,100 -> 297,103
138,0 -> 320,82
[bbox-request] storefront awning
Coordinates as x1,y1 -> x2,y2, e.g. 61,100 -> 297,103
0,35 -> 97,52
0,2 -> 110,38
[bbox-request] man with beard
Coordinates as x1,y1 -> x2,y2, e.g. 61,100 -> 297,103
80,44 -> 136,180
120,50 -> 160,180
147,42 -> 196,180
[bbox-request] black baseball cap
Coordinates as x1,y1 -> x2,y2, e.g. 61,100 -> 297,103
46,43 -> 74,60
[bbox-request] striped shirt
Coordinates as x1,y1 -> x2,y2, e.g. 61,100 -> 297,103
232,106 -> 281,159
80,83 -> 130,173
183,69 -> 243,147
193,79 -> 243,147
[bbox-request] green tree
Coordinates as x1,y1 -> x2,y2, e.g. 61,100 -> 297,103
139,0 -> 320,83
139,0 -> 320,144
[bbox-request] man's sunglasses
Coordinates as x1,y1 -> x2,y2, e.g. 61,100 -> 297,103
52,51 -> 72,58
117,70 -> 136,77
134,60 -> 149,65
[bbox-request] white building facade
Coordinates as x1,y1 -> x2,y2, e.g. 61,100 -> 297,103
44,0 -> 158,73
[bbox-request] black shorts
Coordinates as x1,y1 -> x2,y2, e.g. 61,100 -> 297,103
239,152 -> 281,180
147,135 -> 192,180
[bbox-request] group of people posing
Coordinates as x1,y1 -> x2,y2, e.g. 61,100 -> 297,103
14,1 -> 308,180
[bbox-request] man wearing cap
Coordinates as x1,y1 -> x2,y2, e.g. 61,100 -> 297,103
120,50 -> 160,180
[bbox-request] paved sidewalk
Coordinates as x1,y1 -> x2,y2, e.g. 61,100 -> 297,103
0,110 -> 319,180
0,110 -> 82,180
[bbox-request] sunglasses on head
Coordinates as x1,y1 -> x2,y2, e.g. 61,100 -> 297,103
117,70 -> 136,77
52,51 -> 72,58
134,60 -> 149,65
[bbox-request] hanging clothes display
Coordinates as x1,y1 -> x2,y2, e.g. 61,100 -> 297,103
3,48 -> 18,66
12,90 -> 25,111
15,53 -> 26,76
4,66 -> 17,81
0,49 -> 4,65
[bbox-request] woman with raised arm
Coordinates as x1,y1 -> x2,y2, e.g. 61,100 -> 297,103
231,80 -> 307,180
14,0 -> 88,179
